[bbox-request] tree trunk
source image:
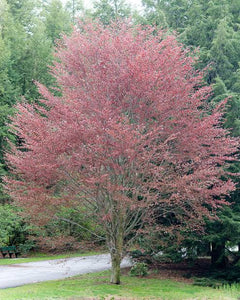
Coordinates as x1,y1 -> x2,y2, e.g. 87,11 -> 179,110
110,249 -> 122,284
108,214 -> 124,284
211,242 -> 226,268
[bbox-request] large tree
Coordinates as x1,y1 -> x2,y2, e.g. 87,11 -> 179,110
91,0 -> 131,24
5,22 -> 238,284
42,0 -> 72,44
141,0 -> 240,268
0,0 -> 75,202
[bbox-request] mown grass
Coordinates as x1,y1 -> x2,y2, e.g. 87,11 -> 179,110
0,251 -> 102,265
0,270 -> 239,300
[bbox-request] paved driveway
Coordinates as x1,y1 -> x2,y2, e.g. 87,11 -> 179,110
0,254 -> 132,289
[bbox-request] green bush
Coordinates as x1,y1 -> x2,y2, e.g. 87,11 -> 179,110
129,262 -> 149,277
18,240 -> 36,254
43,206 -> 105,241
0,204 -> 32,248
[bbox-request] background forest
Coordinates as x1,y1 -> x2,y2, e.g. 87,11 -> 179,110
0,0 -> 240,279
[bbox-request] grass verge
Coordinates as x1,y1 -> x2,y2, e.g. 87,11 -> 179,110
0,251 -> 103,265
0,270 -> 238,300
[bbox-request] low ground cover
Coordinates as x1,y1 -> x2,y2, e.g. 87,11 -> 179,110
0,269 -> 239,300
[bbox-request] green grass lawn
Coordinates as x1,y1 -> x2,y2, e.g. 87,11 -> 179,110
0,250 -> 102,265
0,270 -> 239,300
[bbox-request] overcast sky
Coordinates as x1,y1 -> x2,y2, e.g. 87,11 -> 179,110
78,0 -> 143,10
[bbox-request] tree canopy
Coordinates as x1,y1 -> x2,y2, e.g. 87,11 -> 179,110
5,21 -> 239,283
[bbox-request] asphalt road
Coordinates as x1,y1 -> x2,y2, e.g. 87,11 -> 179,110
0,253 -> 132,289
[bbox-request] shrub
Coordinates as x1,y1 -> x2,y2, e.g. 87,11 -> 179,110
0,204 -> 32,248
18,240 -> 36,254
129,262 -> 149,277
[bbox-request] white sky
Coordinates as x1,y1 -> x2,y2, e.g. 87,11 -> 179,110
71,0 -> 143,11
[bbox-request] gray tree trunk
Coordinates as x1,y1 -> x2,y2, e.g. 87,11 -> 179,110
108,214 -> 124,284
110,249 -> 122,284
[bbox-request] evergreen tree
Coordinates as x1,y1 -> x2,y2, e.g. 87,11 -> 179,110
142,0 -> 189,30
65,0 -> 84,23
91,0 -> 131,25
141,0 -> 240,268
0,1 -> 17,202
42,0 -> 72,44
0,0 -> 74,203
210,18 -> 239,84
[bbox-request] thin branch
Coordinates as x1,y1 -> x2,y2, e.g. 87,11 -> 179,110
54,216 -> 106,241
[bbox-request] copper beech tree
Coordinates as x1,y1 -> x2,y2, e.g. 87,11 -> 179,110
5,22 -> 238,284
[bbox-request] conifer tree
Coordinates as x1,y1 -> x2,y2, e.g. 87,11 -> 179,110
140,0 -> 240,267
92,0 -> 131,25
